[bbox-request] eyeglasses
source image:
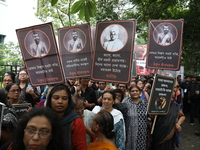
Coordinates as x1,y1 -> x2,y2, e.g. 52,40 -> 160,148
99,83 -> 105,85
116,94 -> 122,97
9,89 -> 20,93
3,80 -> 12,83
119,86 -> 126,89
24,128 -> 51,138
19,73 -> 27,76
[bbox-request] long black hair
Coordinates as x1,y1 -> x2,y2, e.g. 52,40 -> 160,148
12,107 -> 63,150
46,84 -> 80,150
46,83 -> 75,110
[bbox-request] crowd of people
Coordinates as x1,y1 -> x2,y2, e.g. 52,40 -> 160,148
1,67 -> 200,150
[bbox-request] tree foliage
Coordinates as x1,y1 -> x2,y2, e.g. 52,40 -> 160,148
37,0 -> 200,75
0,42 -> 24,78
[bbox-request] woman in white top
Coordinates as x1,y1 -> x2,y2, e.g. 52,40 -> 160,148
92,90 -> 125,150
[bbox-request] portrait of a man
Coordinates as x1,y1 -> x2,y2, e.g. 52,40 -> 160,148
67,30 -> 83,52
102,25 -> 125,52
29,32 -> 48,57
156,24 -> 174,46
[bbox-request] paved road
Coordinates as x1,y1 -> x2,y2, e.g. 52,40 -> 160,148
175,115 -> 200,150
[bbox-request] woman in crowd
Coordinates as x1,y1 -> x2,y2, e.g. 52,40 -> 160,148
87,110 -> 117,150
92,91 -> 125,150
46,84 -> 87,150
136,79 -> 149,102
123,85 -> 148,150
0,88 -> 18,148
17,69 -> 39,106
5,83 -> 24,105
151,85 -> 185,150
113,89 -> 124,104
2,72 -> 15,88
112,89 -> 127,119
2,107 -> 63,150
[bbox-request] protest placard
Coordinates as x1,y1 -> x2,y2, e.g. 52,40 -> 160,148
147,20 -> 184,70
13,103 -> 31,118
92,20 -> 136,83
16,22 -> 64,86
58,24 -> 92,79
148,74 -> 175,115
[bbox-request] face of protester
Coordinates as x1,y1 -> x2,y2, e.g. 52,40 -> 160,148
137,81 -> 144,90
130,87 -> 140,99
33,33 -> 40,45
192,77 -> 196,83
163,25 -> 169,35
186,77 -> 191,82
2,76 -> 13,88
23,116 -> 52,150
80,78 -> 89,85
51,90 -> 69,116
102,93 -> 114,110
68,79 -> 76,86
118,84 -> 126,94
18,70 -> 28,82
7,84 -> 20,101
114,92 -> 122,103
74,100 -> 84,118
99,82 -> 106,90
88,80 -> 94,88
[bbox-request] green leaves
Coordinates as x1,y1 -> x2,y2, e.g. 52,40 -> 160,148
51,0 -> 58,6
71,0 -> 84,14
71,0 -> 97,22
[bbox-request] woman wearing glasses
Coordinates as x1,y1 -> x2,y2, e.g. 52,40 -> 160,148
5,83 -> 23,105
0,107 -> 63,150
2,72 -> 16,88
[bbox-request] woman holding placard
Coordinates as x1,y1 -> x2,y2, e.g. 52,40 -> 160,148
151,85 -> 185,150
